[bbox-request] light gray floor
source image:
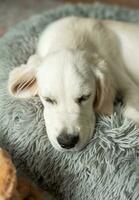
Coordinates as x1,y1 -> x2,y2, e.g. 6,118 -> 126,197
0,0 -> 63,35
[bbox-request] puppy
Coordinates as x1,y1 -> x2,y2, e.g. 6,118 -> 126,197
8,16 -> 139,151
0,148 -> 45,200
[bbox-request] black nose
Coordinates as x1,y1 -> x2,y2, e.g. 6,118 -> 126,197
57,133 -> 79,149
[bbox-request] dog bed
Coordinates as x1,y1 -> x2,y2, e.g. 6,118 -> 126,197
0,3 -> 139,200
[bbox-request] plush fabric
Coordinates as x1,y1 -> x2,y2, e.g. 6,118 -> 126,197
0,3 -> 139,200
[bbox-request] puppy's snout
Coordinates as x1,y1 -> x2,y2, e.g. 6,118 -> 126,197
57,133 -> 79,149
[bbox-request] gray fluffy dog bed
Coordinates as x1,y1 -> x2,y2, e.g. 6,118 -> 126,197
0,3 -> 139,200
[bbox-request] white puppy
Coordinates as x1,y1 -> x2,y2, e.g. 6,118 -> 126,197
8,16 -> 139,151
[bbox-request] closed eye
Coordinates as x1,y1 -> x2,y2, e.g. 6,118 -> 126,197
44,97 -> 57,104
76,94 -> 91,105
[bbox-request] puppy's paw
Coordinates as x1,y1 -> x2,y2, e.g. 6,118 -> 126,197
123,106 -> 139,127
0,148 -> 17,200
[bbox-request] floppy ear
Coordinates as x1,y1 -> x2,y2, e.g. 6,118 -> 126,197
94,61 -> 116,115
8,64 -> 38,98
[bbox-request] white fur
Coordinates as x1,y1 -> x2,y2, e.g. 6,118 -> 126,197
8,16 -> 139,151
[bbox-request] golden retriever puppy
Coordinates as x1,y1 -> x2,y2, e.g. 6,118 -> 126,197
8,16 -> 139,151
0,148 -> 45,200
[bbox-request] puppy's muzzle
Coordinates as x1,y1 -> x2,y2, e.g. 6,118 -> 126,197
57,133 -> 79,149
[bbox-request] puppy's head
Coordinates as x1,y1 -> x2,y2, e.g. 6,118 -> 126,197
8,50 -> 115,151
